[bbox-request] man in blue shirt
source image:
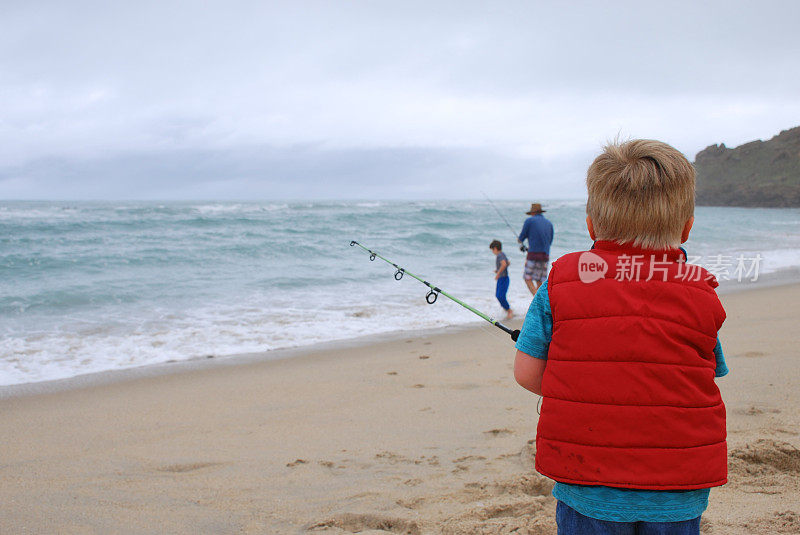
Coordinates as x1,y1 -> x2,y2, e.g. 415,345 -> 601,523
518,203 -> 554,295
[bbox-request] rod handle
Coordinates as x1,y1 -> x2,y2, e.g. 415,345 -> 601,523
495,322 -> 520,342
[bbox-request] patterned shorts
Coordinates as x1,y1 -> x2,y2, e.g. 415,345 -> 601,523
524,259 -> 549,282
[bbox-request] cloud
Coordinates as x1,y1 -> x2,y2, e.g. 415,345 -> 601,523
1,1 -> 798,198
0,144 -> 594,200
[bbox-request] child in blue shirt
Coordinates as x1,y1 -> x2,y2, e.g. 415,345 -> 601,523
490,240 -> 514,320
513,139 -> 729,535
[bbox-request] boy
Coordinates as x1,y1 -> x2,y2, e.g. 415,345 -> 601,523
513,140 -> 728,535
490,240 -> 514,320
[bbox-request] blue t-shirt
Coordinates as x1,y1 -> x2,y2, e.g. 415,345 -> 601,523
518,214 -> 554,255
495,251 -> 509,278
515,279 -> 728,522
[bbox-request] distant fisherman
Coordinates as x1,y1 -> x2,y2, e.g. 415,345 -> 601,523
518,203 -> 554,295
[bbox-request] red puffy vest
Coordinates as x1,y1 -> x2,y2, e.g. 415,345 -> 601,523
535,240 -> 727,490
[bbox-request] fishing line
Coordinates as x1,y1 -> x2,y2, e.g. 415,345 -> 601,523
482,192 -> 528,253
350,241 -> 520,342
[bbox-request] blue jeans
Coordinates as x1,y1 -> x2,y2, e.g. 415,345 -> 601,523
557,502 -> 701,535
495,276 -> 510,310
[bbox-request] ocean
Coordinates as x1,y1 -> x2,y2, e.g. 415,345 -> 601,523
2,200 -> 799,387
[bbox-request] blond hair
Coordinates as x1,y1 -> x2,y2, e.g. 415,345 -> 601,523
586,139 -> 695,249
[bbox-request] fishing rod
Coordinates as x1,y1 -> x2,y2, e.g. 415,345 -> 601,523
481,192 -> 528,252
350,241 -> 520,342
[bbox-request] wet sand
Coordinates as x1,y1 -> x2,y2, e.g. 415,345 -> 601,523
1,283 -> 799,534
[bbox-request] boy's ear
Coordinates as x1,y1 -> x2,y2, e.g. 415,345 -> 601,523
586,216 -> 596,240
681,217 -> 694,244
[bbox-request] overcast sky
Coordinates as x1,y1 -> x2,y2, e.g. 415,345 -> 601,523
1,0 -> 798,200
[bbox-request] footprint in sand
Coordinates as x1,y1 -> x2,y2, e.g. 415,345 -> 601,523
375,451 -> 407,465
320,458 -> 352,470
375,451 -> 439,467
739,510 -> 800,534
520,439 -> 537,467
735,405 -> 781,416
308,513 -> 421,534
729,439 -> 800,490
286,459 -> 308,467
389,472 -> 556,533
730,439 -> 800,474
156,461 -> 222,473
465,472 -> 554,498
471,500 -> 546,520
397,496 -> 428,510
484,428 -> 513,437
439,497 -> 550,534
453,455 -> 487,463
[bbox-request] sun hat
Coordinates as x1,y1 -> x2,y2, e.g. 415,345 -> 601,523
526,203 -> 546,215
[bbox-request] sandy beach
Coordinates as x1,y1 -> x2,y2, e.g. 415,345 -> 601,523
1,282 -> 799,534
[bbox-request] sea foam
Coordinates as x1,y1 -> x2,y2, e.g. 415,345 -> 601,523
1,200 -> 799,386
